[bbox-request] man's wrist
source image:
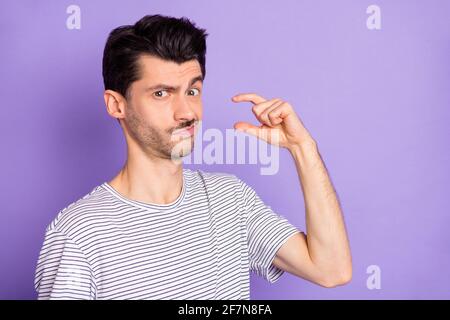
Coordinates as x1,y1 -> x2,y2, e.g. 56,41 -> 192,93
288,139 -> 320,168
287,137 -> 317,154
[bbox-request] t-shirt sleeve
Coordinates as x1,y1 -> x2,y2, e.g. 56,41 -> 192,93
240,179 -> 300,284
34,227 -> 97,300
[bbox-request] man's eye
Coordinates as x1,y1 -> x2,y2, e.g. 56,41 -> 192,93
154,90 -> 168,98
188,88 -> 200,96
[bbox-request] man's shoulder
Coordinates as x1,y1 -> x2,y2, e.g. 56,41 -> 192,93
46,183 -> 112,236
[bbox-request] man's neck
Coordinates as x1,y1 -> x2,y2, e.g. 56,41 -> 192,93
108,151 -> 184,206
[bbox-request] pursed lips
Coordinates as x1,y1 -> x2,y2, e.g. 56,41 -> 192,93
172,122 -> 196,137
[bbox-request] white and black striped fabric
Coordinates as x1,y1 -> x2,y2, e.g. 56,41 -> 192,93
34,169 -> 299,300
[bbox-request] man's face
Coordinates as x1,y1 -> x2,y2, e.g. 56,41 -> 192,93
123,55 -> 203,159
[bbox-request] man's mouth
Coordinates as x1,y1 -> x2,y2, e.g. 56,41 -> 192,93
172,122 -> 197,138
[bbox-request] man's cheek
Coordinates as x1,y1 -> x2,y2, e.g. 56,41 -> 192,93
196,102 -> 203,119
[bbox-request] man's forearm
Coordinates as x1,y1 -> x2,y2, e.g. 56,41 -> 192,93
289,139 -> 352,283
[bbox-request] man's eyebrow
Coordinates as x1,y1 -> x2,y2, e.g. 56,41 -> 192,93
189,75 -> 203,87
145,75 -> 203,92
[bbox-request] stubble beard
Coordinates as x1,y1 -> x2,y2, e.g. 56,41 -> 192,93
125,107 -> 195,160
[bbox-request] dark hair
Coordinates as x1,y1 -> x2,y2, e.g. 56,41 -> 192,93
102,14 -> 208,99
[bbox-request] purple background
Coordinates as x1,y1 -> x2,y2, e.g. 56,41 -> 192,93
1,0 -> 449,299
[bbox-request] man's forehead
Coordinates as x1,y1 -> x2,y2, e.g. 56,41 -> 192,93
138,55 -> 202,80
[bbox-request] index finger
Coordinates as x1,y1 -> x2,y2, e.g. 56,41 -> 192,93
232,93 -> 266,105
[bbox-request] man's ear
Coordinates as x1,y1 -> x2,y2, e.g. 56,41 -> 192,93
104,89 -> 127,122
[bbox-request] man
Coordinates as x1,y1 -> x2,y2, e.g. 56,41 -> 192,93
35,14 -> 352,300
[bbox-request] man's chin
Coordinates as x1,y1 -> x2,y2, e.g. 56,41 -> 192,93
170,140 -> 195,161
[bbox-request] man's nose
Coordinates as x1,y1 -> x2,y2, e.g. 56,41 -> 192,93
173,95 -> 197,121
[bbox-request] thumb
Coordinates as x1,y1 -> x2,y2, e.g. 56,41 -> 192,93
233,121 -> 269,140
234,122 -> 281,145
233,121 -> 260,135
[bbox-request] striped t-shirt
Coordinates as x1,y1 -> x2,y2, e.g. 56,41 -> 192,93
34,169 -> 299,300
